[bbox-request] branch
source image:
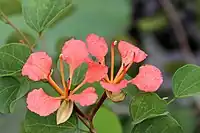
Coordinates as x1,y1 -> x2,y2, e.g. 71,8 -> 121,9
158,0 -> 196,64
0,9 -> 33,51
74,104 -> 89,119
89,91 -> 107,120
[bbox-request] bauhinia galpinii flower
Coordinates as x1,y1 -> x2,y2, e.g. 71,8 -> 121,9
22,33 -> 163,125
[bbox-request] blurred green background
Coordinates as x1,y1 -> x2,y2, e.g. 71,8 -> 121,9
1,0 -> 200,132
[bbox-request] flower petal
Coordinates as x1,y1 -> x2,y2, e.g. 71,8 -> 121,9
26,88 -> 61,116
130,65 -> 163,92
86,34 -> 108,61
22,52 -> 52,81
62,39 -> 89,71
118,41 -> 147,65
69,87 -> 98,106
85,61 -> 108,83
100,80 -> 128,93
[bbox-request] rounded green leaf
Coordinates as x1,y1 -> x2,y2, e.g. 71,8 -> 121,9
132,115 -> 183,133
22,0 -> 72,33
130,93 -> 168,125
24,111 -> 77,133
94,107 -> 122,133
0,43 -> 31,77
0,76 -> 20,113
172,64 -> 200,98
10,78 -> 31,113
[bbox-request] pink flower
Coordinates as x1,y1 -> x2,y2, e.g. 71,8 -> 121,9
69,87 -> 98,106
22,52 -> 52,81
86,34 -> 108,62
130,65 -> 163,92
26,88 -> 61,116
85,61 -> 108,83
118,41 -> 147,65
62,39 -> 89,72
100,80 -> 128,93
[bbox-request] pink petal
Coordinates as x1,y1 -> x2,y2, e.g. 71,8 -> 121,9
118,41 -> 147,65
69,87 -> 98,106
130,65 -> 163,92
100,80 -> 128,93
62,39 -> 89,71
22,52 -> 52,81
86,34 -> 108,61
26,88 -> 61,116
85,61 -> 108,83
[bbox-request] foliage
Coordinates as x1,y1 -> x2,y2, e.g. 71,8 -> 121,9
0,0 -> 199,133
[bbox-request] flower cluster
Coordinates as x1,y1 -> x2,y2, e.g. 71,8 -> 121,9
22,34 -> 163,124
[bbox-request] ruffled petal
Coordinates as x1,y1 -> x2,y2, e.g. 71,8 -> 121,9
130,65 -> 163,92
22,52 -> 52,81
26,88 -> 61,116
85,61 -> 108,83
62,39 -> 89,71
69,87 -> 98,106
100,80 -> 128,93
86,34 -> 108,61
118,41 -> 147,65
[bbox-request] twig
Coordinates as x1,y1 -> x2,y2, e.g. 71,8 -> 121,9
74,104 -> 89,119
0,9 -> 33,51
77,114 -> 90,130
89,92 -> 107,120
157,0 -> 196,64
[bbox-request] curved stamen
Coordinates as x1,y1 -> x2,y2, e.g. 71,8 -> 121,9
110,41 -> 117,81
59,54 -> 68,96
47,70 -> 64,96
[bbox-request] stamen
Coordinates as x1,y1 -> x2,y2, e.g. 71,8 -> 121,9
110,41 -> 117,81
59,54 -> 68,96
47,70 -> 64,96
114,63 -> 123,81
68,67 -> 74,92
71,79 -> 86,94
113,66 -> 127,84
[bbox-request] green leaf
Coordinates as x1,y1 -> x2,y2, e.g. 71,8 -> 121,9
57,61 -> 88,86
24,110 -> 78,133
0,43 -> 31,77
172,64 -> 200,98
94,107 -> 122,133
130,93 -> 168,125
5,31 -> 35,45
22,0 -> 72,33
10,78 -> 31,112
30,81 -> 60,97
132,115 -> 183,133
0,76 -> 20,113
0,0 -> 21,16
